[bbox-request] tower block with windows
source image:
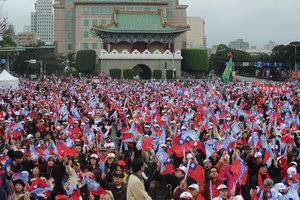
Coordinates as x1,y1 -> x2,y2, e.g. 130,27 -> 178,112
91,9 -> 189,79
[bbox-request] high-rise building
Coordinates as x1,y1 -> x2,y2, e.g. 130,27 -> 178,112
229,39 -> 249,50
23,25 -> 32,32
53,0 -> 188,55
186,16 -> 206,49
31,0 -> 54,44
17,32 -> 38,47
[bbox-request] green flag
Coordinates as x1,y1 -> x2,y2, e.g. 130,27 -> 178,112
222,56 -> 233,84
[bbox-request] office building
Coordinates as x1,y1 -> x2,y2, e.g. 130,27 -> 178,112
53,0 -> 188,55
229,39 -> 249,50
31,0 -> 54,44
17,32 -> 38,47
186,16 -> 206,49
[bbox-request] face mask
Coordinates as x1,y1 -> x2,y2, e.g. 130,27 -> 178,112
48,161 -> 54,167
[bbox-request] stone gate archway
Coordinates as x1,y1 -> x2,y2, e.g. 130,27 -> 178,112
132,64 -> 152,80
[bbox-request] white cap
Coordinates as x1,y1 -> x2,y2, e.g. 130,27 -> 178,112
104,142 -> 115,149
289,161 -> 298,167
177,165 -> 187,174
233,195 -> 244,200
287,167 -> 297,177
188,183 -> 199,192
254,152 -> 262,158
179,191 -> 192,199
217,184 -> 227,191
186,153 -> 193,159
106,153 -> 115,159
90,154 -> 98,160
255,119 -> 261,124
27,134 -> 34,140
181,126 -> 187,130
272,183 -> 286,191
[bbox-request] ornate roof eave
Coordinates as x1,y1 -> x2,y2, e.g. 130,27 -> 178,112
91,26 -> 189,35
91,9 -> 190,33
73,0 -> 167,6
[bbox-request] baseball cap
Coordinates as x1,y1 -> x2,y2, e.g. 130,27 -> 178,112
179,191 -> 192,199
237,140 -> 243,145
287,167 -> 297,178
188,184 -> 199,192
27,134 -> 34,140
233,195 -> 244,200
176,166 -> 187,174
106,153 -> 115,159
217,184 -> 227,191
90,154 -> 98,160
113,170 -> 124,178
117,160 -> 126,167
254,152 -> 262,158
186,153 -> 193,159
288,161 -> 298,167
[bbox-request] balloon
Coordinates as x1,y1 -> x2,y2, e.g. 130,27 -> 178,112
178,90 -> 183,96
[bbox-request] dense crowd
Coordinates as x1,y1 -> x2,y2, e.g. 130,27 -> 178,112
0,76 -> 299,200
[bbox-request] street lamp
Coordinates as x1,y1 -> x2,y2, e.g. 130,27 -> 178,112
292,44 -> 300,79
173,67 -> 176,80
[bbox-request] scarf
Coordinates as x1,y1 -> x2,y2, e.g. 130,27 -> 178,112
257,173 -> 270,189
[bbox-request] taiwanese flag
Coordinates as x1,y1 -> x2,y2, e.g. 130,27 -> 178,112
57,141 -> 77,156
221,121 -> 230,131
172,136 -> 186,157
167,144 -> 173,155
201,119 -> 209,131
247,115 -> 256,122
0,153 -> 6,161
142,137 -> 154,150
27,178 -> 49,192
121,132 -> 133,142
84,176 -> 106,196
12,128 -> 23,138
185,136 -> 195,151
187,160 -> 204,183
35,148 -> 46,157
230,157 -> 248,185
68,125 -> 81,138
67,117 -> 74,125
219,111 -> 226,119
281,134 -> 294,144
161,157 -> 174,175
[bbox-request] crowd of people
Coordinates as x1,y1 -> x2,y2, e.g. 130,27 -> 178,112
0,76 -> 299,200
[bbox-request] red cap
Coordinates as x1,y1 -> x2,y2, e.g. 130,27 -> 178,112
117,160 -> 126,167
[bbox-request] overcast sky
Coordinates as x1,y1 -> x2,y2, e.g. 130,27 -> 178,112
2,0 -> 300,48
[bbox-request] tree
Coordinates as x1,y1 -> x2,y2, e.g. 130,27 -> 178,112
209,44 -> 252,75
0,6 -> 12,36
0,34 -> 16,47
40,52 -> 60,75
209,44 -> 231,74
181,49 -> 209,73
76,49 -> 96,73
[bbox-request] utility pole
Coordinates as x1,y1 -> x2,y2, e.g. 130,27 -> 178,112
292,44 -> 300,79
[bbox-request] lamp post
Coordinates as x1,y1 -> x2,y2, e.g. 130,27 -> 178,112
173,67 -> 176,80
292,44 -> 300,79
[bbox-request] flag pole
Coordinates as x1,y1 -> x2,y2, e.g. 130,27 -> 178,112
184,159 -> 191,179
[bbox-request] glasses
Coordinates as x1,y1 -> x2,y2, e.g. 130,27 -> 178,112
210,170 -> 218,173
